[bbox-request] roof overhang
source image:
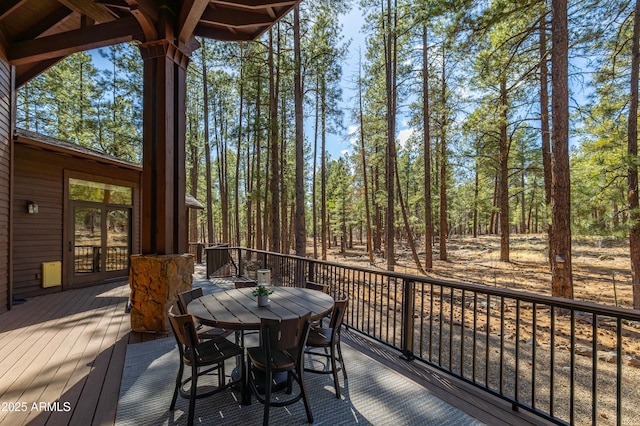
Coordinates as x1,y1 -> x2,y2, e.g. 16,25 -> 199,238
14,128 -> 142,171
0,0 -> 301,87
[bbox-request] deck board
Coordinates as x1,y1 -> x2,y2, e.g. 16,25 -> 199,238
0,282 -> 130,426
0,274 -> 526,426
0,287 -> 103,424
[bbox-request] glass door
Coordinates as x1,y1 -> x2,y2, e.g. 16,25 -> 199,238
73,206 -> 102,274
105,208 -> 130,272
67,177 -> 133,287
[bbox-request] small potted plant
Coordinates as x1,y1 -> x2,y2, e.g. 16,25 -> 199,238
252,284 -> 273,307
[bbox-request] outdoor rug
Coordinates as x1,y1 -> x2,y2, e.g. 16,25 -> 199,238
115,336 -> 484,426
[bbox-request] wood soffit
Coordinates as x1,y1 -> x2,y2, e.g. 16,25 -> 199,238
1,0 -> 301,87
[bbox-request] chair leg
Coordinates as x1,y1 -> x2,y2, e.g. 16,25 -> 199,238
330,344 -> 341,399
188,364 -> 198,426
298,367 -> 314,423
263,369 -> 272,426
218,361 -> 225,387
170,360 -> 184,410
243,353 -> 252,405
338,342 -> 347,379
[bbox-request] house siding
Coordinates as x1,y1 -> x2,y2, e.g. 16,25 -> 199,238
13,142 -> 141,299
0,56 -> 11,313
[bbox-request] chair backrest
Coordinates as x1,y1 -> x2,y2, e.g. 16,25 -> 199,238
328,297 -> 349,330
305,281 -> 329,293
168,305 -> 199,349
234,280 -> 256,289
177,288 -> 204,314
260,312 -> 311,352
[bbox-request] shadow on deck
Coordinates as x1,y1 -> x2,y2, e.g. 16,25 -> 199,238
0,265 -> 548,425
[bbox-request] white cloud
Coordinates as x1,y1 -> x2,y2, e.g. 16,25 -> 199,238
396,128 -> 416,148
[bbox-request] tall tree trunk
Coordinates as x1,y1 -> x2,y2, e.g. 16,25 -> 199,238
294,5 -> 306,257
246,105 -> 253,248
215,98 -> 229,243
358,52 -> 374,264
520,158 -> 526,234
490,175 -> 498,234
269,28 -> 281,253
550,0 -> 573,299
202,39 -> 214,245
235,45 -> 244,247
312,73 -> 319,258
629,0 -> 640,309
540,10 -> 553,268
255,77 -> 263,250
384,0 -> 397,271
473,152 -> 479,238
396,160 -> 425,273
321,76 -> 328,260
499,78 -> 510,262
280,95 -> 288,254
188,121 -> 199,244
439,45 -> 448,261
423,26 -> 433,270
373,161 -> 382,252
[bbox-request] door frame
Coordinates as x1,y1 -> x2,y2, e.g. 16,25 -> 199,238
63,171 -> 137,289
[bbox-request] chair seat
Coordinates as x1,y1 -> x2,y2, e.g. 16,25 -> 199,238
177,288 -> 233,341
196,323 -> 234,340
184,337 -> 243,366
247,346 -> 300,371
306,327 -> 335,346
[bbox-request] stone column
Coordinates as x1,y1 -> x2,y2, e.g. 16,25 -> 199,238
129,254 -> 194,332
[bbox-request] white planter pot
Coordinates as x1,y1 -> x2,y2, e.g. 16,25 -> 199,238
257,295 -> 269,307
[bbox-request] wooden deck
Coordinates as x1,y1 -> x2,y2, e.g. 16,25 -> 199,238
0,281 -> 167,426
0,278 -> 548,426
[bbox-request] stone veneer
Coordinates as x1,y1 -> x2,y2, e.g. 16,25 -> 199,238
129,254 -> 194,332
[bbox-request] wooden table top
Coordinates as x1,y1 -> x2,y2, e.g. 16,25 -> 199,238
188,287 -> 335,330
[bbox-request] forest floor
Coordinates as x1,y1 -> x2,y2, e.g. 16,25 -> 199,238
321,233 -> 633,309
319,234 -> 639,424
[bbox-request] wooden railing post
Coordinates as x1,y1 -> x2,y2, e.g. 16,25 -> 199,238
237,248 -> 244,276
401,279 -> 415,360
308,261 -> 315,282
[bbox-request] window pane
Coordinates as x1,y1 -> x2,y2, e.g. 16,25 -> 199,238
74,207 -> 101,273
69,178 -> 132,205
106,209 -> 130,272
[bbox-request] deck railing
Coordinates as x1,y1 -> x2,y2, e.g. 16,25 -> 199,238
225,247 -> 640,426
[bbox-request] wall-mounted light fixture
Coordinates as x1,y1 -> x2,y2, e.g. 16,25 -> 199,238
27,200 -> 38,214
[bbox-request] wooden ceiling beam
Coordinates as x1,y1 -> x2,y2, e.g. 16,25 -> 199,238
201,7 -> 273,29
57,0 -> 116,23
15,57 -> 65,87
178,0 -> 210,43
210,0 -> 297,10
0,0 -> 27,21
8,16 -> 142,65
126,1 -> 158,41
14,6 -> 74,41
194,25 -> 255,42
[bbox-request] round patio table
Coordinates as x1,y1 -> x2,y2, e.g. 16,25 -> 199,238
188,286 -> 335,404
188,286 -> 334,331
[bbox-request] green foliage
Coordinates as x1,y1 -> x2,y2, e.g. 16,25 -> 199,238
15,0 -> 640,249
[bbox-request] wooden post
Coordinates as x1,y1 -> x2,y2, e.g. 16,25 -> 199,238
139,39 -> 190,255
